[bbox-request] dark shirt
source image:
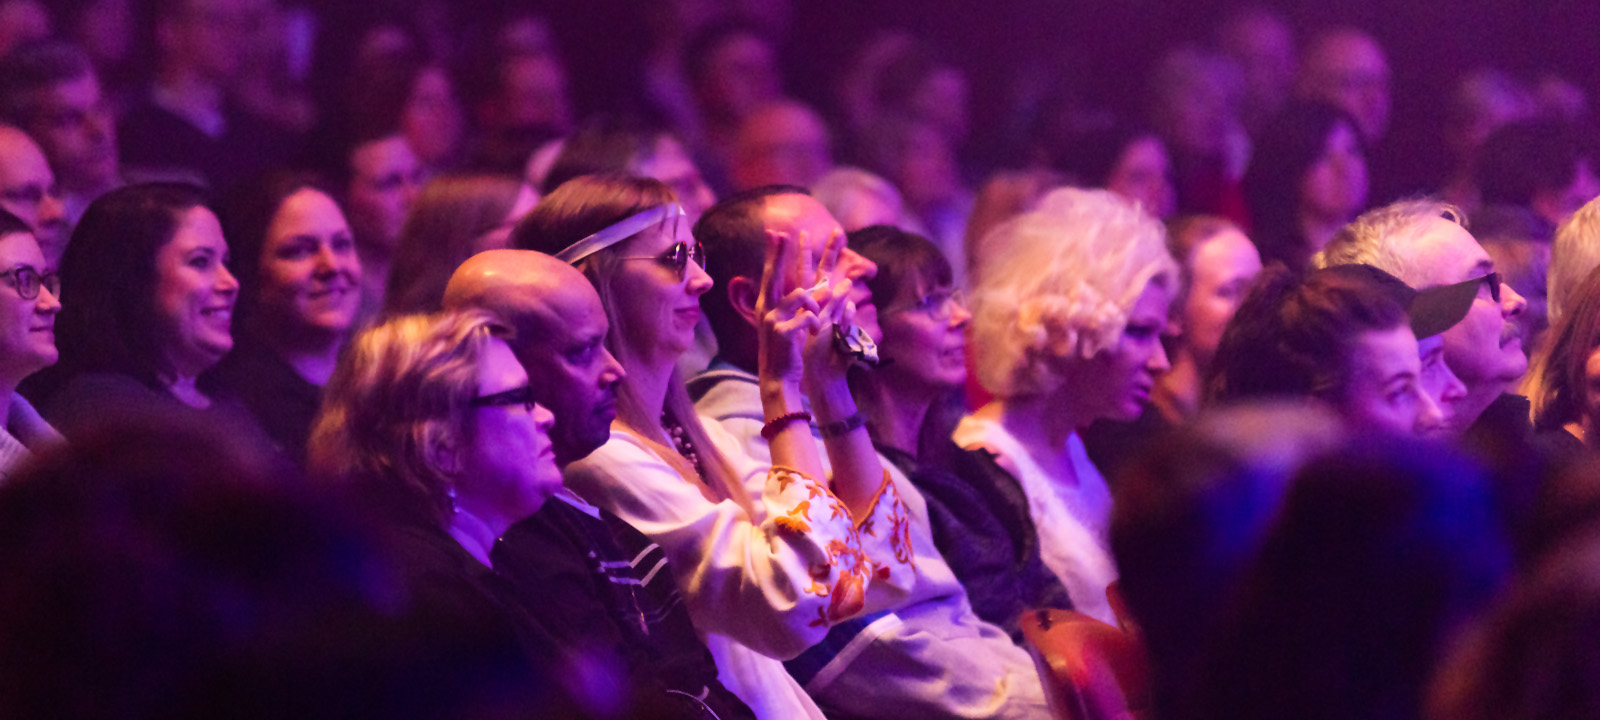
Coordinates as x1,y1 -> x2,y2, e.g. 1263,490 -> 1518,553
1083,405 -> 1177,489
118,93 -> 296,193
493,495 -> 754,720
878,441 -> 1073,642
213,341 -> 322,468
1462,392 -> 1587,562
384,520 -> 592,718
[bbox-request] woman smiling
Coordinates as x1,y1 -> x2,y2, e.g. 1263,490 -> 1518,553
38,183 -> 270,451
216,173 -> 364,465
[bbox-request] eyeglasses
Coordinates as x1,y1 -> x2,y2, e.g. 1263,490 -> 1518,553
470,385 -> 536,412
888,288 -> 965,322
621,240 -> 706,281
1475,271 -> 1502,303
1,265 -> 58,300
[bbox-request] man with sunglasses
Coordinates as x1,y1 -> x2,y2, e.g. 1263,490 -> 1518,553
1316,199 -> 1529,437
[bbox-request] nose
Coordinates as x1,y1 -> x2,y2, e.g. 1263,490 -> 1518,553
599,346 -> 626,386
685,257 -> 713,296
39,191 -> 64,227
1413,388 -> 1445,436
36,285 -> 60,314
218,263 -> 240,294
1501,281 -> 1527,317
1148,338 -> 1171,374
841,247 -> 877,282
949,298 -> 972,328
532,403 -> 555,430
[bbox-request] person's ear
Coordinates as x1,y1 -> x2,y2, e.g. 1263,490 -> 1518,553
729,275 -> 761,329
427,432 -> 462,478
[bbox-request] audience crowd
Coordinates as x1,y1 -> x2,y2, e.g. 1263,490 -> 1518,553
1,2 -> 1599,719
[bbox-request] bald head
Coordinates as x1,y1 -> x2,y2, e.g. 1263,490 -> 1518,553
444,249 -> 625,464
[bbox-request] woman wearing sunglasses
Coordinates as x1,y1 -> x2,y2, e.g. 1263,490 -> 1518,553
0,209 -> 62,479
512,174 -> 915,720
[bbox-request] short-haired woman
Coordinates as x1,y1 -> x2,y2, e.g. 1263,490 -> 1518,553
956,187 -> 1180,625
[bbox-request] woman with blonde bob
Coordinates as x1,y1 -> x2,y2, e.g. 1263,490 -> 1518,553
307,310 -> 586,714
510,174 -> 915,719
955,188 -> 1179,625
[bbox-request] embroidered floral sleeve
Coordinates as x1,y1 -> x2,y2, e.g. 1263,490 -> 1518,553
564,428 -> 893,661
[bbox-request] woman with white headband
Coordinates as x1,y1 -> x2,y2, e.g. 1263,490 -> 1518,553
511,174 -> 916,720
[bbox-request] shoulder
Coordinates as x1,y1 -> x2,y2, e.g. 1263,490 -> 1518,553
688,365 -> 762,421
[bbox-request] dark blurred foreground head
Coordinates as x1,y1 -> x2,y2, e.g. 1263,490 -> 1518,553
0,411 -> 549,720
1180,436 -> 1511,720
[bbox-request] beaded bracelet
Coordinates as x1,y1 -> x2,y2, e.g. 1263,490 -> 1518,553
760,411 -> 813,441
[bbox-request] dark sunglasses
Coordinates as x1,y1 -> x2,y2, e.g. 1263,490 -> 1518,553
622,241 -> 706,281
1476,271 -> 1502,303
470,384 -> 536,412
1,265 -> 58,301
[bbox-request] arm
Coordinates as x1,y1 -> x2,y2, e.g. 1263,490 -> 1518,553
755,229 -> 893,523
563,430 -> 876,661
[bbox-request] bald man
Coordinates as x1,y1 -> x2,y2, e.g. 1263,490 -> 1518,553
442,249 -> 755,720
442,249 -> 624,466
0,125 -> 65,265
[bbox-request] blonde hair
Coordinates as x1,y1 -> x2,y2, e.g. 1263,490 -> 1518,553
970,187 -> 1178,397
522,174 -> 757,517
1549,194 -> 1600,326
1312,199 -> 1466,286
307,310 -> 501,526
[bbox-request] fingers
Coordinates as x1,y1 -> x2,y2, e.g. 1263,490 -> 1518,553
760,230 -> 795,308
817,229 -> 845,281
796,230 -> 816,290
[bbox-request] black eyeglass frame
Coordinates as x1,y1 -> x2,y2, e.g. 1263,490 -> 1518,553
0,265 -> 58,301
1476,271 -> 1502,303
470,385 -> 537,412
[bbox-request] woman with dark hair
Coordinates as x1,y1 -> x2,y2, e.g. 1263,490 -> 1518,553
1056,122 -> 1178,220
1207,263 -> 1468,436
383,174 -> 536,317
850,224 -> 1071,640
1524,263 -> 1600,446
213,173 -> 364,465
0,209 -> 61,478
40,183 -> 269,445
1242,100 -> 1369,269
512,174 -> 917,720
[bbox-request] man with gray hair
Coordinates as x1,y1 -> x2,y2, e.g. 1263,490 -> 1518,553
1314,199 -> 1527,435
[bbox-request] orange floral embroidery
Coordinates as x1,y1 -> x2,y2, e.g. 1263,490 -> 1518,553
825,568 -> 866,623
777,472 -> 797,492
804,579 -> 830,596
775,499 -> 814,533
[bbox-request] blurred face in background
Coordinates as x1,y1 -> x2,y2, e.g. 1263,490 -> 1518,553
1182,228 -> 1261,368
1299,120 -> 1368,227
1106,136 -> 1176,219
346,134 -> 425,254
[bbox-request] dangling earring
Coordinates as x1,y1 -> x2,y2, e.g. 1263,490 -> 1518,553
447,484 -> 459,514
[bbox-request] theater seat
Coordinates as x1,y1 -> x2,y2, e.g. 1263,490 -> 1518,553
1020,607 -> 1150,720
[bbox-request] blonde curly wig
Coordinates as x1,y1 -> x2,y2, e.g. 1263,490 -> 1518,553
971,188 -> 1178,397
